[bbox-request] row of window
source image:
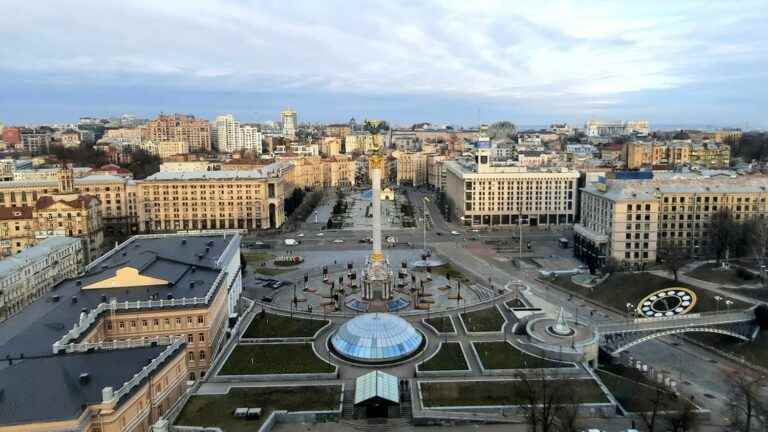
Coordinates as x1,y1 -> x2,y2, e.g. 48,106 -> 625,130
107,315 -> 206,330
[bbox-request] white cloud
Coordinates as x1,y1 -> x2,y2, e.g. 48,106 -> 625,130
0,0 -> 766,108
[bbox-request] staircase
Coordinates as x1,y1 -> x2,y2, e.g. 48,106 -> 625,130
342,388 -> 355,419
340,418 -> 410,431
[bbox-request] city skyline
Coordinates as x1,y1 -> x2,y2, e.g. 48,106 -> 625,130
1,0 -> 767,128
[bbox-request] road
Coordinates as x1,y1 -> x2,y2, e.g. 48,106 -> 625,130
243,186 -> 760,428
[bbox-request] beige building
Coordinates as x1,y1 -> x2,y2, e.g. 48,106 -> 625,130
60,129 -> 82,147
345,132 -> 382,154
427,154 -> 449,191
0,236 -> 82,322
392,150 -> 428,186
146,114 -> 212,153
625,140 -> 730,169
445,149 -> 580,228
138,166 -> 289,232
575,174 -> 768,269
320,137 -> 342,157
34,193 -> 103,261
0,232 -> 245,431
0,206 -> 36,255
141,140 -> 190,159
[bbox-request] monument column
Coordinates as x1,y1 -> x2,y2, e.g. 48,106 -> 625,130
370,155 -> 384,263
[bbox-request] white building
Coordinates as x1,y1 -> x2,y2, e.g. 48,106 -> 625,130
216,114 -> 263,154
445,148 -> 580,228
585,120 -> 650,137
281,109 -> 297,140
0,236 -> 83,322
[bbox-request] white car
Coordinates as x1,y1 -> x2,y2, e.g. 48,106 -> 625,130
333,239 -> 344,243
284,239 -> 298,246
316,232 -> 324,236
297,233 -> 304,237
450,230 -> 461,235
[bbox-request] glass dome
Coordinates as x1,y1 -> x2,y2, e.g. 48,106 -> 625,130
331,313 -> 424,363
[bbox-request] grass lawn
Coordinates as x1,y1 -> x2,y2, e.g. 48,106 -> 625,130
424,316 -> 455,333
460,307 -> 505,333
505,298 -> 527,309
253,267 -> 292,276
547,272 -> 752,313
244,251 -> 274,264
688,330 -> 768,369
175,385 -> 341,432
420,379 -> 607,407
220,343 -> 335,375
419,342 -> 468,371
243,312 -> 328,339
473,341 -> 572,369
687,262 -> 759,286
430,263 -> 469,281
596,369 -> 688,413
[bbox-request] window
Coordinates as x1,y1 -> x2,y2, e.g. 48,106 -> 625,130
197,316 -> 204,324
188,351 -> 195,361
198,333 -> 205,342
187,334 -> 194,343
199,350 -> 206,360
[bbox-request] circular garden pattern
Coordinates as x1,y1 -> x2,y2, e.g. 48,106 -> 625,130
637,287 -> 697,318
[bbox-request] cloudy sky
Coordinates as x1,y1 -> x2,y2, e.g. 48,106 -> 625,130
1,0 -> 766,128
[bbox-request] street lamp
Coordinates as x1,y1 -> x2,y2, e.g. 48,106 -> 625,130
725,299 -> 734,311
714,295 -> 723,312
626,303 -> 635,319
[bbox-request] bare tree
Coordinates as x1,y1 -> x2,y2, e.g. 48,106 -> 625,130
666,396 -> 698,432
745,217 -> 768,287
514,369 -> 581,432
658,241 -> 690,281
726,371 -> 768,432
708,209 -> 740,262
638,386 -> 667,432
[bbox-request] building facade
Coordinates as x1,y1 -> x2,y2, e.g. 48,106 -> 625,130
0,236 -> 82,322
445,149 -> 580,228
585,120 -> 650,137
281,109 -> 297,140
146,114 -> 212,153
575,175 -> 768,269
215,114 -> 263,154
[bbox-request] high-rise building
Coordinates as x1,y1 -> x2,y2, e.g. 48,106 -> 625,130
146,114 -> 212,152
281,109 -> 297,140
216,114 -> 263,154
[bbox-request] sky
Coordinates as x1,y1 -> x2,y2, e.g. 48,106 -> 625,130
1,0 -> 767,128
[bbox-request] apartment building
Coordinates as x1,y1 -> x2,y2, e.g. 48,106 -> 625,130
625,140 -> 730,169
320,137 -> 342,157
0,232 -> 244,431
34,194 -> 103,261
427,154 -> 449,191
585,120 -> 650,137
0,206 -> 36,255
345,132 -> 382,154
281,109 -> 297,140
215,114 -> 263,154
146,114 -> 212,153
20,128 -> 53,153
11,166 -> 92,182
0,236 -> 82,322
138,166 -> 289,232
392,150 -> 428,186
324,123 -> 351,140
445,148 -> 580,228
575,174 -> 768,269
141,140 -> 190,159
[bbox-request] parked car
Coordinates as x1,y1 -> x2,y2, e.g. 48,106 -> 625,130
333,239 -> 344,243
450,230 -> 461,235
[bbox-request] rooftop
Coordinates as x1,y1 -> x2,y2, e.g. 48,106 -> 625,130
584,175 -> 768,201
145,162 -> 287,181
0,233 -> 237,359
0,346 -> 166,426
0,237 -> 80,276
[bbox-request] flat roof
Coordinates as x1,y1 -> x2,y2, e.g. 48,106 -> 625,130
0,346 -> 166,426
583,175 -> 768,201
0,237 -> 80,275
0,234 -> 236,359
144,162 -> 288,181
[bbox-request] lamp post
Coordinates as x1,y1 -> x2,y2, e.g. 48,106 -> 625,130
626,302 -> 635,319
725,299 -> 734,312
714,295 -> 722,312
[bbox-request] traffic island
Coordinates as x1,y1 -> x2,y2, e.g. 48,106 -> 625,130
175,385 -> 342,432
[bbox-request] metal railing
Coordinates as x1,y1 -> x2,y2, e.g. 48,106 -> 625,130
597,309 -> 754,334
51,272 -> 226,353
111,338 -> 185,402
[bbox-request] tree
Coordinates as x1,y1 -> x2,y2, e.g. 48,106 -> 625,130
514,369 -> 581,432
667,396 -> 698,432
744,217 -> 768,286
658,241 -> 690,281
638,386 -> 667,432
726,371 -> 768,432
487,121 -> 517,140
121,149 -> 161,179
707,208 -> 740,262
